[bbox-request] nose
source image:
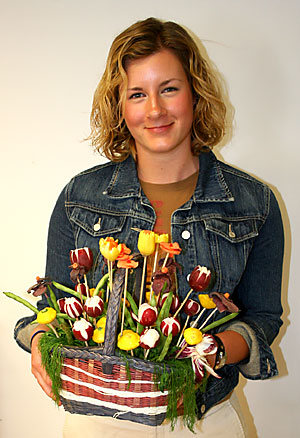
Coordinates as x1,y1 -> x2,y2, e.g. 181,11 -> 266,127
147,94 -> 166,119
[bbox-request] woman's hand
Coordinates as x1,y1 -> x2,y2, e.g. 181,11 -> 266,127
31,329 -> 62,405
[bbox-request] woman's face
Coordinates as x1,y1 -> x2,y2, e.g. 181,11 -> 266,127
123,49 -> 194,159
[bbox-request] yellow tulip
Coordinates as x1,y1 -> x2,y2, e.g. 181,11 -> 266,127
117,330 -> 140,350
184,327 -> 203,345
36,307 -> 57,324
99,237 -> 121,261
138,230 -> 156,256
155,233 -> 169,244
198,294 -> 216,309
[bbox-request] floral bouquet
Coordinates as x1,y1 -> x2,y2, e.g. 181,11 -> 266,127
4,230 -> 239,430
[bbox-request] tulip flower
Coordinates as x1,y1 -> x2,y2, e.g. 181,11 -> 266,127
152,271 -> 172,295
198,294 -> 216,310
57,298 -> 66,313
138,230 -> 156,256
99,237 -> 121,300
160,317 -> 181,337
69,247 -> 93,285
150,233 -> 169,294
72,318 -> 94,342
137,230 -> 156,308
140,328 -> 160,349
116,243 -> 131,261
159,242 -> 182,256
138,303 -> 158,326
99,237 -> 121,262
64,297 -> 84,319
75,283 -> 88,297
117,257 -> 138,270
70,247 -> 93,271
159,242 -> 182,275
117,330 -> 140,351
84,296 -> 104,318
188,265 -> 211,293
159,292 -> 180,314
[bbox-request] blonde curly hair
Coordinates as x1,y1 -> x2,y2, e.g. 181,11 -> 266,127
89,17 -> 226,162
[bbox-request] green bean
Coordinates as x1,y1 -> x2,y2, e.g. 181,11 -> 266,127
124,307 -> 137,331
201,312 -> 240,333
52,281 -> 84,300
3,292 -> 38,314
157,333 -> 172,362
93,272 -> 110,296
126,291 -> 138,315
156,291 -> 173,331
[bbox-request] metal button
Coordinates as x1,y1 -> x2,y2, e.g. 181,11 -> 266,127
200,404 -> 206,414
181,230 -> 191,240
93,218 -> 101,231
228,224 -> 236,238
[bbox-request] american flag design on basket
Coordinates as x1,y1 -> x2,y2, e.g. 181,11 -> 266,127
60,357 -> 169,426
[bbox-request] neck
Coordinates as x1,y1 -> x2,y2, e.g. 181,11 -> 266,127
137,149 -> 199,184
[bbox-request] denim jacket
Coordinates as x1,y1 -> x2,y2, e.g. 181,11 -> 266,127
15,151 -> 284,419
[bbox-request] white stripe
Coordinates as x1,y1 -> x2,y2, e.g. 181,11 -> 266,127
60,389 -> 168,415
61,373 -> 168,398
62,362 -> 160,386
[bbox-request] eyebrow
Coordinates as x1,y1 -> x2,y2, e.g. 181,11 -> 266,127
127,78 -> 182,91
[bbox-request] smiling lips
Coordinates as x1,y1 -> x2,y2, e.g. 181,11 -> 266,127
145,122 -> 174,132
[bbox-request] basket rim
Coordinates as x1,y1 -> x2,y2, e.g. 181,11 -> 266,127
60,345 -> 171,374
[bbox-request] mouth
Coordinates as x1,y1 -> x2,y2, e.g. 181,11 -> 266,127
145,123 -> 174,132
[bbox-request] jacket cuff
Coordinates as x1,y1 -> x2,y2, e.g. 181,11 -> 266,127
14,315 -> 37,353
217,319 -> 278,380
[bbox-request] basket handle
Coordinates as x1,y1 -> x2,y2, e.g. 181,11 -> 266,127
102,268 -> 125,356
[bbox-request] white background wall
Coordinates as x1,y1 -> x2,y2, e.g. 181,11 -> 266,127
0,1 -> 299,437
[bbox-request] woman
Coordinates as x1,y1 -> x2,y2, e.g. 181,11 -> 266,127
16,17 -> 284,437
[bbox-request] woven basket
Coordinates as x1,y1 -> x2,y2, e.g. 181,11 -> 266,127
59,269 -> 169,426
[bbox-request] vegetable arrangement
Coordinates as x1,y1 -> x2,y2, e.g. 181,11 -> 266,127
4,229 -> 240,429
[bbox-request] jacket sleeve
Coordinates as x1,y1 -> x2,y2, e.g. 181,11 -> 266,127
218,189 -> 284,379
14,185 -> 76,352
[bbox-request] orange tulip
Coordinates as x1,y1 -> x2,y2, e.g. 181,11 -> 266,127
159,242 -> 182,255
117,257 -> 138,269
116,243 -> 131,261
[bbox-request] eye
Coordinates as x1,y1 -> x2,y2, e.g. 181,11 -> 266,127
128,92 -> 145,99
162,86 -> 178,94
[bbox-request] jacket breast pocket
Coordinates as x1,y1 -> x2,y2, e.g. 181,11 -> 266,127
203,217 -> 259,290
70,206 -> 127,240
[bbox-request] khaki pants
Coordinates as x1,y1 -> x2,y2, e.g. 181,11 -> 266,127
63,392 -> 249,438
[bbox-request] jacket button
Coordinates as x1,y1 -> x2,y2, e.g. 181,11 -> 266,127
93,218 -> 101,231
200,404 -> 206,414
181,230 -> 190,240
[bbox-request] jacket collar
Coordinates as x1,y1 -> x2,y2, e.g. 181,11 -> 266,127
104,151 -> 234,202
